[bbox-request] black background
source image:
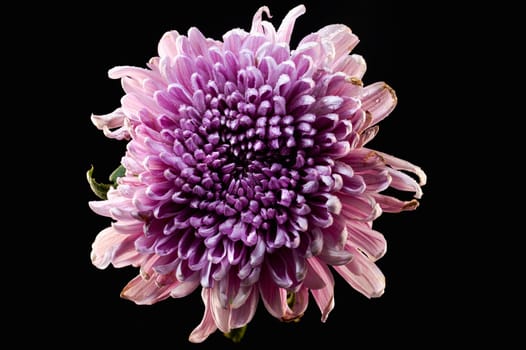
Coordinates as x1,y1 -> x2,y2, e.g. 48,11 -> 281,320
21,0 -> 479,347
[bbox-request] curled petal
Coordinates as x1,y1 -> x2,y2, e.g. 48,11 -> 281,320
276,5 -> 306,43
378,151 -> 427,187
170,273 -> 200,298
189,288 -> 218,343
372,194 -> 420,213
361,82 -> 397,126
91,108 -> 130,140
250,6 -> 272,35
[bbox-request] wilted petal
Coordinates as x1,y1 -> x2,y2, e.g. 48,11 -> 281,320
360,82 -> 397,126
372,193 -> 420,213
378,151 -> 427,187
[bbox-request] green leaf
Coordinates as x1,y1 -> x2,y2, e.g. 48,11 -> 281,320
86,166 -> 111,199
109,164 -> 126,185
224,325 -> 247,343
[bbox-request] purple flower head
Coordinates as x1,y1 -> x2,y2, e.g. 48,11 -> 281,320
89,5 -> 426,343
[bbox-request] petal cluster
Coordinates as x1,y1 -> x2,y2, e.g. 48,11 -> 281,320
89,5 -> 425,342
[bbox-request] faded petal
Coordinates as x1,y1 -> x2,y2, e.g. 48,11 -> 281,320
379,151 -> 427,187
361,82 -> 397,126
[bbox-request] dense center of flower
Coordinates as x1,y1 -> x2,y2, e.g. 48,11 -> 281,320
172,66 -> 316,234
138,52 -> 338,289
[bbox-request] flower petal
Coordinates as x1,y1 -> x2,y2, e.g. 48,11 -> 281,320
334,245 -> 385,298
90,227 -> 142,269
169,273 -> 200,298
347,221 -> 387,261
335,54 -> 367,78
250,6 -> 271,35
360,82 -> 397,126
372,193 -> 420,213
307,258 -> 335,322
91,108 -> 130,140
284,287 -> 309,321
317,24 -> 359,64
158,30 -> 180,58
276,5 -> 306,43
90,227 -> 125,269
120,273 -> 175,305
378,151 -> 427,187
229,286 -> 259,329
259,269 -> 288,319
189,288 -> 218,343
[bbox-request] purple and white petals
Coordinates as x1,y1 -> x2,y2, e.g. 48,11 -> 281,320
89,4 -> 426,343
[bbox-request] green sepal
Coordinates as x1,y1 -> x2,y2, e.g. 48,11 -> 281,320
287,291 -> 296,308
224,325 -> 247,343
86,165 -> 110,200
87,164 -> 125,199
109,164 -> 126,184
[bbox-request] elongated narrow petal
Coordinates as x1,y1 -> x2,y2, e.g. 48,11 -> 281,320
378,151 -> 427,187
307,258 -> 335,322
189,289 -> 218,343
277,5 -> 306,43
259,270 -> 288,319
229,286 -> 259,329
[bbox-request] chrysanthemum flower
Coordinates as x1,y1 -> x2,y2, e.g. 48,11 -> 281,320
89,4 -> 426,343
